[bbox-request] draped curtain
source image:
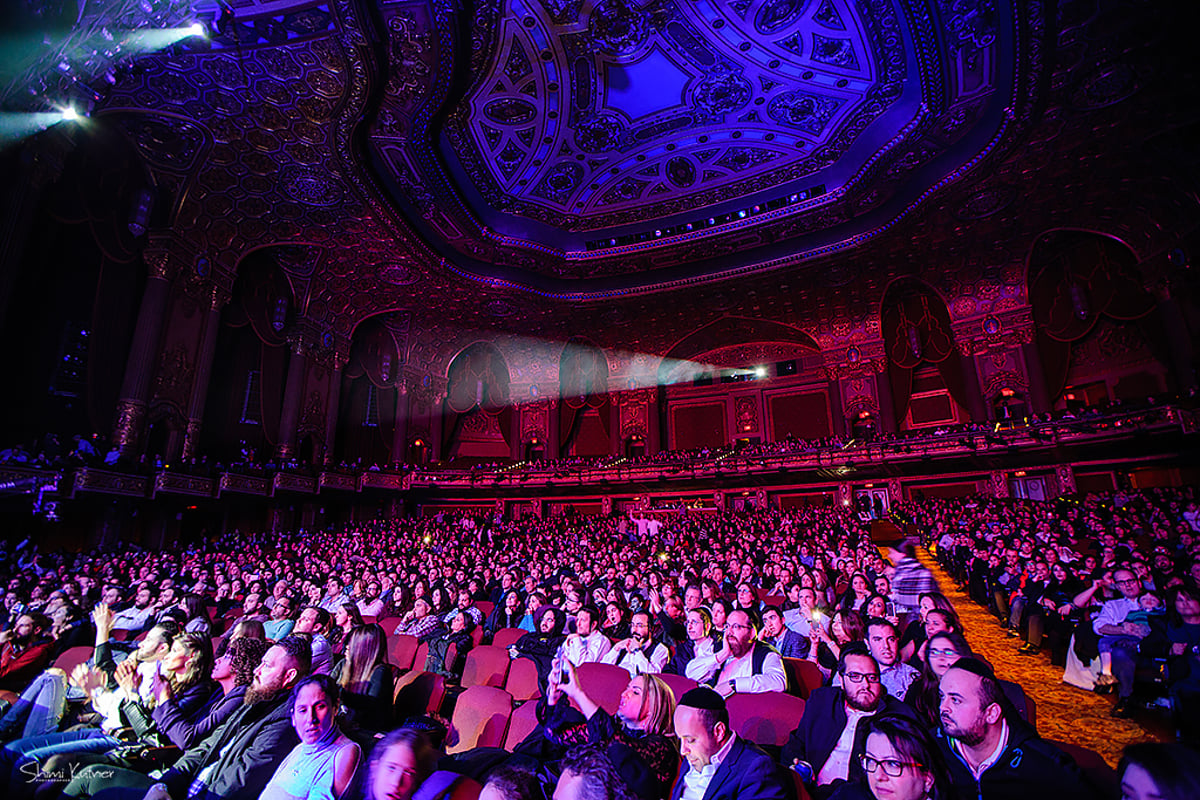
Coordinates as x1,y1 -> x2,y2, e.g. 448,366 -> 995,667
443,343 -> 512,456
559,341 -> 609,456
881,290 -> 966,422
1029,234 -> 1156,400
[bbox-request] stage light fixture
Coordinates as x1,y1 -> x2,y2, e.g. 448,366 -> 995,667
61,106 -> 79,121
187,21 -> 207,37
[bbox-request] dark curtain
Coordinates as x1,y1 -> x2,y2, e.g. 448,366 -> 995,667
1028,233 -> 1157,402
259,344 -> 287,447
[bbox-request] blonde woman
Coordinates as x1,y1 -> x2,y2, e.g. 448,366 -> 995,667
530,658 -> 678,798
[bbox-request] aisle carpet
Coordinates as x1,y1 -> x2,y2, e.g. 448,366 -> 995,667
919,550 -> 1162,766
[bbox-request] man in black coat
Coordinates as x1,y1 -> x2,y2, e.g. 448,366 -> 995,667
669,687 -> 788,800
781,644 -> 919,797
935,658 -> 1095,800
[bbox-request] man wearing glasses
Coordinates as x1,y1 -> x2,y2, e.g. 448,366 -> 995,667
1092,567 -> 1149,717
781,643 -> 919,794
686,609 -> 787,696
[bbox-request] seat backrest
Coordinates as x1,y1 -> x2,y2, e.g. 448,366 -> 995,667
492,628 -> 525,649
389,634 -> 420,672
446,685 -> 513,754
656,672 -> 697,703
394,670 -> 447,717
503,698 -> 541,750
470,626 -> 484,648
727,691 -> 806,748
1048,739 -> 1118,800
461,645 -> 510,688
575,662 -> 632,714
51,645 -> 93,676
414,641 -> 430,673
475,601 -> 494,617
504,656 -> 542,701
782,657 -> 824,699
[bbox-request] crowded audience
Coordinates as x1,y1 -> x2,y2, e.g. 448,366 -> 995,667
0,486 -> 1196,799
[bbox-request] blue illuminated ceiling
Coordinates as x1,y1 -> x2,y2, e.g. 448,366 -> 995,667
453,0 -> 906,231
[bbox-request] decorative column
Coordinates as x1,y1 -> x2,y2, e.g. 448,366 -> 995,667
610,394 -> 621,455
827,377 -> 845,438
958,347 -> 988,422
323,355 -> 346,464
1021,339 -> 1051,414
875,367 -> 897,434
648,389 -> 662,455
990,471 -> 1010,498
547,398 -> 560,458
276,337 -> 309,460
113,243 -> 179,456
182,283 -> 230,459
391,382 -> 409,465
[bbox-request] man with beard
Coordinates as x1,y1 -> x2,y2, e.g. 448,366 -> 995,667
781,643 -> 918,794
935,658 -> 1093,800
557,606 -> 612,668
0,612 -> 54,691
62,635 -> 312,800
686,609 -> 786,696
601,611 -> 669,677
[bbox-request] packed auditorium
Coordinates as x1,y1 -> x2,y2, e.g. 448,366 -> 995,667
1,0 -> 1198,799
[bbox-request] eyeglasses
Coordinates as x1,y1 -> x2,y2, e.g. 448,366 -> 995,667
860,754 -> 923,777
843,671 -> 880,684
928,648 -> 960,658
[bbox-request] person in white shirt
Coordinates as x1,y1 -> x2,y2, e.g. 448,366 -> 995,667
685,609 -> 787,696
1092,567 -> 1149,716
557,606 -> 612,668
601,610 -> 668,676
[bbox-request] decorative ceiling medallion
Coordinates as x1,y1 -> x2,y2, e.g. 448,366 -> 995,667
982,316 -> 1001,335
281,167 -> 343,206
379,263 -> 419,285
954,184 -> 1016,220
487,300 -> 518,316
1070,63 -> 1139,110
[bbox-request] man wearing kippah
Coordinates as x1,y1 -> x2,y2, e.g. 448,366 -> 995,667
670,687 -> 788,800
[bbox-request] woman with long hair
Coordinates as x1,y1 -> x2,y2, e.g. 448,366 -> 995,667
330,603 -> 364,656
904,630 -> 972,730
179,594 -> 213,639
533,659 -> 678,798
808,609 -> 865,680
839,573 -> 873,612
899,592 -> 956,664
486,589 -> 524,636
336,624 -> 393,733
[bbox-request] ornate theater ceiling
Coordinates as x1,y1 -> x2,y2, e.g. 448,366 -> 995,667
11,0 -> 1196,377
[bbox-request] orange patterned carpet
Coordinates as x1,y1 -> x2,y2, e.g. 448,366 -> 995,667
920,549 -> 1164,766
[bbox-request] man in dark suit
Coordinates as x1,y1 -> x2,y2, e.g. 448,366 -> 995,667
670,687 -> 788,800
781,643 -> 918,797
761,605 -> 810,659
